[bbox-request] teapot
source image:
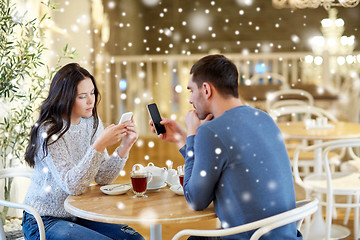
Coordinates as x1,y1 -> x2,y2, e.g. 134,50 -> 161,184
132,162 -> 168,189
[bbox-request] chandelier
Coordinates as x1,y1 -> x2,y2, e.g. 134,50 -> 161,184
272,0 -> 360,10
309,8 -> 355,56
302,8 -> 358,86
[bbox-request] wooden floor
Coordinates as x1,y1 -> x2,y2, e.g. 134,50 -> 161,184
109,137 -> 358,240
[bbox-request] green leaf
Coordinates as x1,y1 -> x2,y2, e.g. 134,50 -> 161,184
0,1 -> 77,214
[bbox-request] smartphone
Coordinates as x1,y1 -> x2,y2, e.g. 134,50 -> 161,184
119,112 -> 133,124
146,103 -> 166,135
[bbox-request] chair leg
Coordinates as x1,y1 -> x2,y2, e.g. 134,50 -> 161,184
302,214 -> 311,240
326,192 -> 333,240
354,193 -> 359,240
301,190 -> 314,240
333,195 -> 338,220
344,195 -> 353,225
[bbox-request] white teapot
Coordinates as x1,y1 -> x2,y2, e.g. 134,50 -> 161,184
132,162 -> 168,189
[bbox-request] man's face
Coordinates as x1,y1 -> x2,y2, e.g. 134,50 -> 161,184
187,75 -> 209,120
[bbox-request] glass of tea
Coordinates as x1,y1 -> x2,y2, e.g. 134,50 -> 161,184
177,165 -> 185,187
130,171 -> 152,199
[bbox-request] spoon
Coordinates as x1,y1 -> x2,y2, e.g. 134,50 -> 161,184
103,184 -> 130,191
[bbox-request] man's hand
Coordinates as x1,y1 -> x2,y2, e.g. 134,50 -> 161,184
184,110 -> 213,137
149,118 -> 187,148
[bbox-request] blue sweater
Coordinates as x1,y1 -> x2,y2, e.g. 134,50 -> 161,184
180,105 -> 301,240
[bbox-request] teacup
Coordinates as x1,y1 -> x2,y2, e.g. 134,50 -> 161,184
130,171 -> 152,198
132,162 -> 168,189
178,165 -> 185,187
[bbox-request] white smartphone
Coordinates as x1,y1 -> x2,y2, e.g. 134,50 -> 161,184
118,112 -> 133,124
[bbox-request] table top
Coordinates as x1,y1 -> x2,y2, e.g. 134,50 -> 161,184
64,185 -> 216,225
277,121 -> 360,140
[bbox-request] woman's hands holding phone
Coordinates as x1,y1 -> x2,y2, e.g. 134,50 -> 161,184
118,119 -> 139,158
93,122 -> 129,153
93,118 -> 138,157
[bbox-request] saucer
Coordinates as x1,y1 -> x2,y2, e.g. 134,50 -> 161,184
100,184 -> 131,195
170,185 -> 184,195
305,124 -> 335,130
147,183 -> 167,191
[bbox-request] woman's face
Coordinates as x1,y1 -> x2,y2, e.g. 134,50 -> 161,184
70,77 -> 95,124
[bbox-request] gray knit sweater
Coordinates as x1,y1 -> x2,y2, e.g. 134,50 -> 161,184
24,116 -> 127,217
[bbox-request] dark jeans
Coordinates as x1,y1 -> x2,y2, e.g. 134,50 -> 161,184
22,211 -> 144,240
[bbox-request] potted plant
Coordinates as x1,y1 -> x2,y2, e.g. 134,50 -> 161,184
0,0 -> 75,225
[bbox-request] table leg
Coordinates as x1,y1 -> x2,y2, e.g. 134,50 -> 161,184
304,208 -> 350,240
307,202 -> 326,239
150,224 -> 162,240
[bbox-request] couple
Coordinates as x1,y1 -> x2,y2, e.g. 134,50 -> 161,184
23,55 -> 301,240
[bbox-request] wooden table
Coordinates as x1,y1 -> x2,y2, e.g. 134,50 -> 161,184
278,121 -> 360,174
277,121 -> 360,141
277,121 -> 360,240
64,185 -> 216,240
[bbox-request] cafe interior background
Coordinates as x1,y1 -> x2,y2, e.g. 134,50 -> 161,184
40,0 -> 360,167
1,0 -> 360,237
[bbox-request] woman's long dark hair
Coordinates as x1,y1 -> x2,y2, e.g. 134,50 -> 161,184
25,63 -> 101,167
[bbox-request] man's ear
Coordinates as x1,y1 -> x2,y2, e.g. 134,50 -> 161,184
202,82 -> 213,99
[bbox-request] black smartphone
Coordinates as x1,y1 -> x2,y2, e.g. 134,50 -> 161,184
146,103 -> 166,135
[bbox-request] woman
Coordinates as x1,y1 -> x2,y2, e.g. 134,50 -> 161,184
22,63 -> 144,240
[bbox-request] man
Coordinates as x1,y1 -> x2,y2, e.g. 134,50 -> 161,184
150,54 -> 301,239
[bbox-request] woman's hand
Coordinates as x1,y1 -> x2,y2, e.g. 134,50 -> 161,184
93,123 -> 129,153
117,120 -> 139,158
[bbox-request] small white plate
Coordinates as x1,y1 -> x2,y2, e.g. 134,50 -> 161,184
147,183 -> 167,191
170,185 -> 184,195
305,124 -> 335,130
100,184 -> 131,195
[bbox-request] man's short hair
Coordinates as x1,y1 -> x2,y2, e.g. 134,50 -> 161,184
190,54 -> 239,98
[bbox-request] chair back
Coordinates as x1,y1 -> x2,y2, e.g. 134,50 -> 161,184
0,168 -> 34,179
293,139 -> 360,187
0,168 -> 45,240
171,199 -> 318,240
269,105 -> 337,123
293,139 -> 360,240
265,89 -> 314,112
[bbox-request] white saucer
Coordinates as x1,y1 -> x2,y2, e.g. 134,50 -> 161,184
305,124 -> 335,130
147,183 -> 167,191
170,185 -> 184,195
100,184 -> 131,195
